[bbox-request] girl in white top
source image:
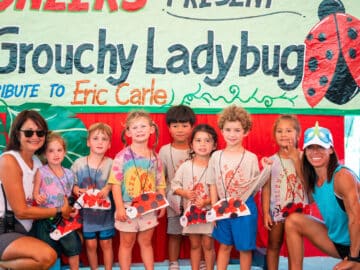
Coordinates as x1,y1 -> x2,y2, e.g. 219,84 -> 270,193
172,124 -> 217,270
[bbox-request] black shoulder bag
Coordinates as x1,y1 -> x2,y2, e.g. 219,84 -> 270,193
0,183 -> 16,234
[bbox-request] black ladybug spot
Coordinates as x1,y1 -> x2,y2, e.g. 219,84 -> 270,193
137,206 -> 145,213
306,33 -> 313,41
156,194 -> 163,201
307,88 -> 316,97
318,33 -> 327,42
141,194 -> 149,201
188,216 -> 193,222
200,213 -> 206,220
282,211 -> 289,218
151,201 -> 158,209
326,50 -> 333,60
221,201 -> 229,208
348,28 -> 358,40
286,202 -> 294,209
233,200 -> 241,208
193,213 -> 198,220
349,48 -> 356,59
308,57 -> 318,71
218,207 -> 225,214
320,76 -> 328,86
230,213 -> 238,218
346,16 -> 353,22
295,207 -> 303,213
190,205 -> 196,213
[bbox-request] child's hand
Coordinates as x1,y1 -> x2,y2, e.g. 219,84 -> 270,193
70,208 -> 79,218
73,186 -> 87,197
263,212 -> 273,231
157,208 -> 166,218
35,194 -> 47,205
261,157 -> 273,167
194,197 -> 205,209
285,140 -> 301,162
184,190 -> 196,201
98,187 -> 109,199
115,206 -> 128,222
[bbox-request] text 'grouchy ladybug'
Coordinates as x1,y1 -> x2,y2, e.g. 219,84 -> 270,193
302,0 -> 360,107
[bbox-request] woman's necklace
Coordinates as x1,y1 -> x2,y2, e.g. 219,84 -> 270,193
219,150 -> 245,199
87,156 -> 105,190
48,165 -> 68,195
191,160 -> 208,189
129,147 -> 152,193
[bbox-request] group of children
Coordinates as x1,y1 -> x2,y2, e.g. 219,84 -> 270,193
31,104 -> 308,270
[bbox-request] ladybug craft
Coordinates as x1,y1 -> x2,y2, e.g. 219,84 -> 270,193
302,0 -> 360,107
126,191 -> 169,219
281,202 -> 311,218
74,189 -> 111,210
49,214 -> 82,241
180,204 -> 208,227
206,197 -> 250,222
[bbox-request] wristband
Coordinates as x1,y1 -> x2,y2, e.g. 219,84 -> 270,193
347,255 -> 360,263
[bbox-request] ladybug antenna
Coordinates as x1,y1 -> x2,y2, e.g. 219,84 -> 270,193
318,0 -> 345,20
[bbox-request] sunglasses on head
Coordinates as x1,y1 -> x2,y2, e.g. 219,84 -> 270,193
20,129 -> 46,138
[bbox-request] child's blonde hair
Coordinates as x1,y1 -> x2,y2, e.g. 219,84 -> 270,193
121,110 -> 159,150
272,114 -> 301,148
46,132 -> 67,152
88,122 -> 113,140
217,105 -> 252,133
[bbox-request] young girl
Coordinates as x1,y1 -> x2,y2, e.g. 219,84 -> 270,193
33,132 -> 82,270
171,124 -> 217,270
207,105 -> 261,270
71,123 -> 114,270
261,114 -> 308,270
108,111 -> 166,270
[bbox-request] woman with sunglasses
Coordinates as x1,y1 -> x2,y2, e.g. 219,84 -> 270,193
0,110 -> 73,270
285,122 -> 360,270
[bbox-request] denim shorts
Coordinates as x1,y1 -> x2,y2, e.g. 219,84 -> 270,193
83,228 -> 115,240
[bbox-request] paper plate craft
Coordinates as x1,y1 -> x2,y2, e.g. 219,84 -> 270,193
126,192 -> 169,219
281,202 -> 311,218
180,204 -> 208,227
74,189 -> 111,210
166,190 -> 182,215
206,197 -> 250,222
49,214 -> 82,241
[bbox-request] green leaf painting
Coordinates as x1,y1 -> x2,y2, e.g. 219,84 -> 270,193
0,100 -> 89,168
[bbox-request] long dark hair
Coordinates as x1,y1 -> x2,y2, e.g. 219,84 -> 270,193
6,110 -> 49,155
302,148 -> 339,194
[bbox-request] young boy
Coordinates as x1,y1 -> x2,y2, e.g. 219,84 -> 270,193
159,105 -> 196,270
207,105 -> 260,270
71,122 -> 114,270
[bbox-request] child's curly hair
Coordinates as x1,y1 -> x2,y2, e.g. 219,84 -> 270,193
217,105 -> 252,133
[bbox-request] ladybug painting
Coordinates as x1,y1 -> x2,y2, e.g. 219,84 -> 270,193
302,0 -> 360,107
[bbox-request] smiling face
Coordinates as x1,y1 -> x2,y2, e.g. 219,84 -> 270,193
304,144 -> 333,168
221,120 -> 248,148
19,119 -> 46,154
274,119 -> 299,149
126,116 -> 154,144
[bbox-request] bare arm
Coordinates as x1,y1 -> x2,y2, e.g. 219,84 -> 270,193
32,170 -> 46,205
334,169 -> 360,261
111,183 -> 127,221
209,184 -> 218,205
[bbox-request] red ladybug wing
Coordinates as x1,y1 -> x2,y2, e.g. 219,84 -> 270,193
303,15 -> 339,107
337,13 -> 360,85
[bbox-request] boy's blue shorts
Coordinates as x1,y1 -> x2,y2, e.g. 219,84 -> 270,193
83,228 -> 115,240
212,197 -> 258,251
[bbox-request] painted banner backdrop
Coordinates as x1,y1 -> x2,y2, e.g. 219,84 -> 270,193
0,0 -> 359,115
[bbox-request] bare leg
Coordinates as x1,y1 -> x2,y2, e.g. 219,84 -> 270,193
266,222 -> 285,270
189,234 -> 202,270
68,255 -> 79,270
168,234 -> 182,264
85,239 -> 98,270
137,228 -> 155,270
285,213 -> 340,270
118,232 -> 136,270
0,236 -> 57,270
100,238 -> 113,270
239,250 -> 252,270
216,243 -> 232,270
201,235 -> 215,270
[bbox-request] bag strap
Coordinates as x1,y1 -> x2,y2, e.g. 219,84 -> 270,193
1,183 -> 8,213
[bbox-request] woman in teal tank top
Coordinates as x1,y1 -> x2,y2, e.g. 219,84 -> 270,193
285,122 -> 360,270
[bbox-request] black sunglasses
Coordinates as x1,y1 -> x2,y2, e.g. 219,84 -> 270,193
20,129 -> 47,138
